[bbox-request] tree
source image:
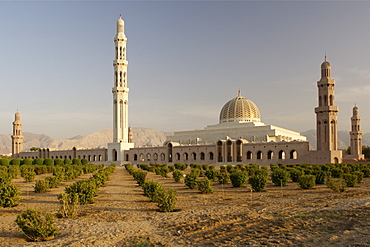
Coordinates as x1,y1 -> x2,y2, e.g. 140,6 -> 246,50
30,147 -> 40,152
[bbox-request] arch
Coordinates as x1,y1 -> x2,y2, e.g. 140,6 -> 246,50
134,154 -> 138,161
324,94 -> 327,104
93,155 -> 96,161
236,140 -> 243,162
217,140 -> 223,162
184,153 -> 188,161
329,94 -> 334,106
153,153 -> 158,161
278,150 -> 286,160
226,140 -> 233,162
246,151 -> 253,160
200,152 -> 205,160
319,95 -> 322,107
267,151 -> 274,160
334,157 -> 339,164
112,149 -> 117,161
88,155 -> 91,161
140,154 -> 145,162
257,151 -> 262,160
99,155 -> 103,161
160,153 -> 165,161
146,153 -> 151,161
192,152 -> 197,161
209,152 -> 214,160
175,153 -> 180,161
125,154 -> 129,161
290,150 -> 298,159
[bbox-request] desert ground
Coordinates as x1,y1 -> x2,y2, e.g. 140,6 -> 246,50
1,165 -> 370,246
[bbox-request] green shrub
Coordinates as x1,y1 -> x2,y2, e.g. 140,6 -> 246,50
155,189 -> 177,212
132,170 -> 147,186
361,168 -> 370,177
197,178 -> 213,194
44,176 -> 60,188
313,171 -> 327,184
248,174 -> 268,192
43,158 -> 54,166
298,175 -> 316,189
0,159 -> 10,166
64,158 -> 71,165
230,171 -> 248,187
172,170 -> 183,183
343,173 -> 358,187
217,172 -> 230,184
10,159 -> 21,166
23,171 -> 36,182
0,182 -> 20,207
190,168 -> 201,178
353,171 -> 364,183
58,193 -> 79,218
184,174 -> 198,189
22,159 -> 34,166
65,180 -> 97,205
289,168 -> 303,182
271,168 -> 290,186
330,168 -> 344,178
142,181 -> 163,202
174,163 -> 187,171
81,158 -> 88,165
201,164 -> 209,171
34,179 -> 50,193
15,209 -> 58,241
54,158 -> 64,166
326,178 -> 346,192
205,170 -> 219,181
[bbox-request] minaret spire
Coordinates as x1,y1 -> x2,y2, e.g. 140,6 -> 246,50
108,15 -> 134,162
349,105 -> 364,159
11,111 -> 24,156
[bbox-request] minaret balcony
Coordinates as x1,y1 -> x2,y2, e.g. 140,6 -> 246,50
314,105 -> 339,113
113,60 -> 128,66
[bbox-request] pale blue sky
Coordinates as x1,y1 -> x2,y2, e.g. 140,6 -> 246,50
1,1 -> 370,139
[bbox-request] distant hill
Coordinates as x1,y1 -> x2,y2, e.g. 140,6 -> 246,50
0,128 -> 171,154
1,128 -> 369,155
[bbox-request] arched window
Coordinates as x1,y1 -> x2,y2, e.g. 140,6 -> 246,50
246,151 -> 252,160
257,151 -> 262,160
125,154 -> 129,161
192,152 -> 197,161
209,152 -> 214,160
278,150 -> 285,160
147,153 -> 151,161
200,152 -> 205,160
184,153 -> 188,161
267,151 -> 274,160
290,150 -> 298,159
175,153 -> 180,161
329,95 -> 333,106
319,95 -> 322,107
134,154 -> 138,161
161,153 -> 165,161
140,154 -> 145,161
153,153 -> 158,161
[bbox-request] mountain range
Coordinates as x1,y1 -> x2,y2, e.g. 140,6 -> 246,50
1,128 -> 369,155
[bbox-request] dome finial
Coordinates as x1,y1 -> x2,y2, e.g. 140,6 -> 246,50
238,89 -> 241,97
325,52 -> 327,62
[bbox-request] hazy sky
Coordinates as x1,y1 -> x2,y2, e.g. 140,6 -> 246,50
1,1 -> 370,140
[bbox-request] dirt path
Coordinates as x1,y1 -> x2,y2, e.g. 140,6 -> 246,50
1,166 -> 370,246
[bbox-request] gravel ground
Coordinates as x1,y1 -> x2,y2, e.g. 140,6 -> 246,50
1,166 -> 370,246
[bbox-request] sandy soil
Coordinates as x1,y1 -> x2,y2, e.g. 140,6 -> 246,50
1,166 -> 370,246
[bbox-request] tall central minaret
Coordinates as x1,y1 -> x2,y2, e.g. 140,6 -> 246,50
113,15 -> 129,143
108,15 -> 134,162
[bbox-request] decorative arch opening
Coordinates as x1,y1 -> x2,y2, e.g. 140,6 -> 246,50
184,153 -> 188,161
147,153 -> 151,161
153,153 -> 158,161
257,151 -> 262,160
290,150 -> 298,159
192,152 -> 197,161
140,154 -> 145,162
278,150 -> 286,160
200,152 -> 205,160
175,153 -> 180,161
226,140 -> 233,162
161,153 -> 165,161
267,151 -> 274,160
134,154 -> 138,161
209,152 -> 214,161
246,151 -> 253,160
217,141 -> 223,162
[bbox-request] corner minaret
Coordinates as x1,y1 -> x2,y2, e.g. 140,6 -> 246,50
349,105 -> 364,159
108,15 -> 134,162
11,112 -> 24,156
314,57 -> 342,163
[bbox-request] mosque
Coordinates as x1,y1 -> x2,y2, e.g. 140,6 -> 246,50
11,16 -> 365,165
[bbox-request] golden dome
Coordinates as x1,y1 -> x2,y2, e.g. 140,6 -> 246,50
219,91 -> 261,123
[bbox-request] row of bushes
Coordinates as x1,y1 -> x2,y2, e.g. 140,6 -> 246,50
0,158 -> 92,167
126,164 -> 177,212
